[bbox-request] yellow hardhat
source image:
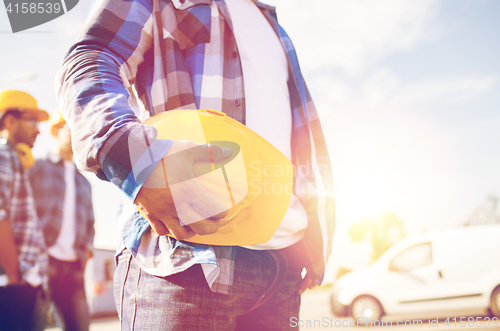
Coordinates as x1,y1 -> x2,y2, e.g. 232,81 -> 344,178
50,110 -> 66,136
0,90 -> 49,122
143,109 -> 293,246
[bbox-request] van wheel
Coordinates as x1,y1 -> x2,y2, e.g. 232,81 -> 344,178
330,294 -> 337,315
349,295 -> 383,322
491,287 -> 500,318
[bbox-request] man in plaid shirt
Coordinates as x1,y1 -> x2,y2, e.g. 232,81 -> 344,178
29,112 -> 95,331
0,90 -> 49,331
57,0 -> 335,329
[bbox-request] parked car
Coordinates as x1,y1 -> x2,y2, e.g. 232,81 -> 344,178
331,224 -> 500,321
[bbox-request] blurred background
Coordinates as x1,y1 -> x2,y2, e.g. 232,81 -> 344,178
2,0 -> 500,327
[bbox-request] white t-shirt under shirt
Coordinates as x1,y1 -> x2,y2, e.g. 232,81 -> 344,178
225,0 -> 308,250
47,160 -> 78,261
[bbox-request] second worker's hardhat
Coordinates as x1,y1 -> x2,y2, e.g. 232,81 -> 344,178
50,110 -> 66,136
143,109 -> 294,246
0,90 -> 49,122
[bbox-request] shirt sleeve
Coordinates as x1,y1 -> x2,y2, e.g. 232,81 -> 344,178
56,0 -> 172,201
27,160 -> 43,220
86,181 -> 96,250
0,151 -> 13,221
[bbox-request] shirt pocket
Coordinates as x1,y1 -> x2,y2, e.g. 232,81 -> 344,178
168,0 -> 212,50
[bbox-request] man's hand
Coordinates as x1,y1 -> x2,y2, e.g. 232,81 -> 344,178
0,220 -> 22,285
84,248 -> 93,261
134,141 -> 233,240
6,271 -> 22,285
298,272 -> 318,295
83,248 -> 93,269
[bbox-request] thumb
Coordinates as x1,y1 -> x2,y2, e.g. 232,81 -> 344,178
209,145 -> 233,163
189,144 -> 232,163
298,277 -> 311,295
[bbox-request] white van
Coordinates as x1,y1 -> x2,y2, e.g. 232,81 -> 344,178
330,225 -> 500,321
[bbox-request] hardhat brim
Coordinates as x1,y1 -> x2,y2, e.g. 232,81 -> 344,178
21,108 -> 50,122
0,108 -> 49,122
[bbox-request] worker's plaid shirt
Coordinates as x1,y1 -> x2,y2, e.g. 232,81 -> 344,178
29,157 -> 95,268
0,144 -> 48,289
57,0 -> 335,293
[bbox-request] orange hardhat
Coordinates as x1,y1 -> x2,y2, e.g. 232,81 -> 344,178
0,90 -> 49,122
142,109 -> 294,246
50,110 -> 66,136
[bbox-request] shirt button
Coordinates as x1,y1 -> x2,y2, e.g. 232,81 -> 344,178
231,51 -> 237,58
179,0 -> 185,3
234,100 -> 241,107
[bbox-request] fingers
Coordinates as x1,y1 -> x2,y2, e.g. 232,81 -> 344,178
298,274 -> 317,295
297,281 -> 310,295
147,141 -> 233,188
177,204 -> 222,236
297,280 -> 309,295
208,145 -> 233,163
176,203 -> 207,226
188,144 -> 232,163
187,179 -> 229,219
166,143 -> 212,164
148,204 -> 225,239
161,144 -> 232,186
137,183 -> 229,239
166,220 -> 196,240
148,218 -> 170,236
149,215 -> 198,240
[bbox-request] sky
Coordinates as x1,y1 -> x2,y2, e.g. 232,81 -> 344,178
1,0 -> 499,281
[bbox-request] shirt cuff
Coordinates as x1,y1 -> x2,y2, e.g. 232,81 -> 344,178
99,124 -> 173,202
125,138 -> 173,201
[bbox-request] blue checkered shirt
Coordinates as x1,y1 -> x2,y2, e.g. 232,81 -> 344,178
0,143 -> 48,289
29,156 -> 95,267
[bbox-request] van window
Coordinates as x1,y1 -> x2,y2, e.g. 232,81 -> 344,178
390,243 -> 432,271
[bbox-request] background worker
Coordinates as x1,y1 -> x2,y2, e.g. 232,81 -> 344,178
29,111 -> 95,331
0,90 -> 49,331
57,0 -> 335,329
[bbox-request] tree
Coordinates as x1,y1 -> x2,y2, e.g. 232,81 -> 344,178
348,212 -> 406,263
465,195 -> 500,226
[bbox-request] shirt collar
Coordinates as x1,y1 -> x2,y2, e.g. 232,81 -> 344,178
252,1 -> 276,12
48,153 -> 63,165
